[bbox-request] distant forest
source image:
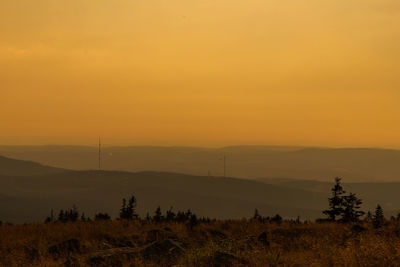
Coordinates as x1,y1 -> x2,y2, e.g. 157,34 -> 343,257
27,178 -> 390,230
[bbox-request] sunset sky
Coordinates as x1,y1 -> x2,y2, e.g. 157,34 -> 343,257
1,0 -> 400,147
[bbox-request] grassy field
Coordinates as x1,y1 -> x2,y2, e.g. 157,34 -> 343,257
1,220 -> 400,266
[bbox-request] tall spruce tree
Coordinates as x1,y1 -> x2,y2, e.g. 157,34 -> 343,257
373,204 -> 384,229
153,206 -> 163,222
166,207 -> 176,221
341,192 -> 364,222
120,198 -> 127,219
119,195 -> 138,220
323,177 -> 346,221
127,196 -> 138,219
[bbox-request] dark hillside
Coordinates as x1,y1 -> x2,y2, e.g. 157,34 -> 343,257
0,155 -> 66,176
0,169 -> 324,223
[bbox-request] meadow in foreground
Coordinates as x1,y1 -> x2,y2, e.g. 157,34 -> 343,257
1,219 -> 400,267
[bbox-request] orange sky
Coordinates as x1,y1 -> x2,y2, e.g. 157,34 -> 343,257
1,0 -> 400,147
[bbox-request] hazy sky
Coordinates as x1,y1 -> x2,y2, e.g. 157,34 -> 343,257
1,0 -> 400,147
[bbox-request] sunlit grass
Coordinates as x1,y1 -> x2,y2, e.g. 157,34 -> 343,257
0,220 -> 399,266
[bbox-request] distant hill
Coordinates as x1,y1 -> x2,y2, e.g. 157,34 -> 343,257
1,155 -> 400,223
1,145 -> 400,181
0,168 -> 325,223
0,155 -> 66,176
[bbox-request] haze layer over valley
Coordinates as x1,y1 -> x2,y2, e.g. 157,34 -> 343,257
1,145 -> 400,182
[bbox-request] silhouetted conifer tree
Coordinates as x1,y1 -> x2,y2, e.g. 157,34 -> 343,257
373,204 -> 384,229
120,198 -> 127,218
95,213 -> 111,220
153,206 -> 163,222
341,192 -> 364,222
323,177 -> 346,221
119,195 -> 138,220
56,205 -> 79,222
166,207 -> 176,221
127,196 -> 138,219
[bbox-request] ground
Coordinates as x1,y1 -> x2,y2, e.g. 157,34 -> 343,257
0,220 -> 399,266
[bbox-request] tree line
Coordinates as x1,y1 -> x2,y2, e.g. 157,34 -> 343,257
321,177 -> 386,228
43,177 -> 391,227
45,195 -> 212,227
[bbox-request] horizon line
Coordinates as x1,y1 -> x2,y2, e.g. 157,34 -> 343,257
0,143 -> 399,151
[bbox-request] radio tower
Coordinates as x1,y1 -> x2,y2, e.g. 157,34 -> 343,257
98,137 -> 101,170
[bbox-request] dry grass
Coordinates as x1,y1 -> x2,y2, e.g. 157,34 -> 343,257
1,220 -> 400,266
